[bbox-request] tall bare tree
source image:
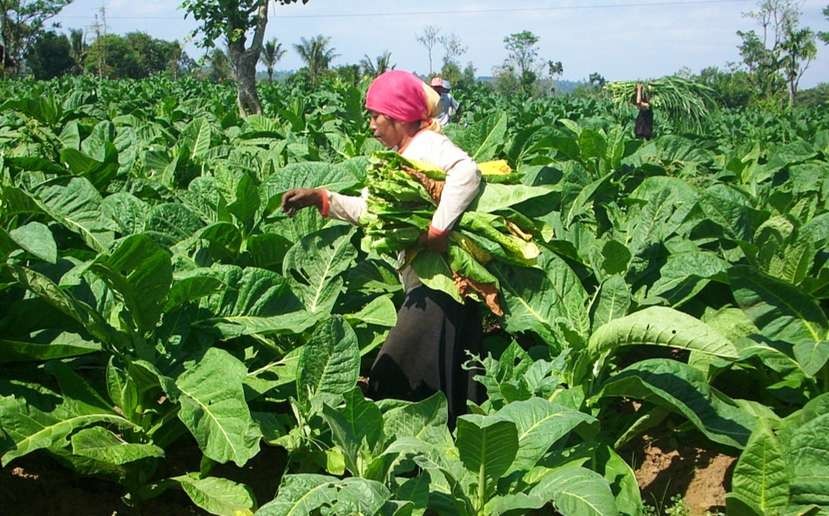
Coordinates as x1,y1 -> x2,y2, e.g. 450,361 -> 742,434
416,25 -> 440,75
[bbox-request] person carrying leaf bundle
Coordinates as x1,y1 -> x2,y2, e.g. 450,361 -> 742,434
281,70 -> 483,426
634,82 -> 654,139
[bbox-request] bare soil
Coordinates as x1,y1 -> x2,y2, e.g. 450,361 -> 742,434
626,434 -> 737,515
0,444 -> 287,516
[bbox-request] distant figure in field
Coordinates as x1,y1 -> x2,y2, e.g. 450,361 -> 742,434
430,77 -> 459,127
634,83 -> 654,139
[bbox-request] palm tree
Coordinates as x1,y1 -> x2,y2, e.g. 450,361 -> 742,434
293,35 -> 338,85
68,29 -> 87,75
260,38 -> 286,82
359,50 -> 394,77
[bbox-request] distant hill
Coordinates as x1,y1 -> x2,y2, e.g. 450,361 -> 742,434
255,70 -> 293,82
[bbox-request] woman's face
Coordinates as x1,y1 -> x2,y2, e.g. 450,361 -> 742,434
369,111 -> 405,149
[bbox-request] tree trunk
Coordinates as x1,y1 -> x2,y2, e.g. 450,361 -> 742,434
227,0 -> 269,117
230,42 -> 262,115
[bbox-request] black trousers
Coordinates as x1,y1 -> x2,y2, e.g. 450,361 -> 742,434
367,286 -> 483,427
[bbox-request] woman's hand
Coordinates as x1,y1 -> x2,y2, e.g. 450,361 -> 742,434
281,188 -> 326,217
418,226 -> 450,253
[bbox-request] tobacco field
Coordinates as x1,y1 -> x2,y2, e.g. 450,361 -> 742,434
0,76 -> 828,515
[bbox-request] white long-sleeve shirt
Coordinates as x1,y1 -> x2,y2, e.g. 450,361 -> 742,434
326,130 -> 481,290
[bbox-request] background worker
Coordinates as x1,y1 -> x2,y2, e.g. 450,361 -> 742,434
430,76 -> 460,127
634,82 -> 654,139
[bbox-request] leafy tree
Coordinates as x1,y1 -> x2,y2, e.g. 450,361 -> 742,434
820,5 -> 828,44
206,46 -> 232,83
503,30 -> 541,95
26,29 -> 71,79
440,61 -> 462,87
67,28 -> 85,74
493,63 -> 521,96
793,81 -> 829,107
293,34 -> 337,86
84,34 -> 142,78
695,66 -> 755,107
0,0 -> 72,74
416,25 -> 440,75
126,32 -> 181,77
737,0 -> 817,106
779,21 -> 816,106
333,63 -> 360,86
181,0 -> 310,116
589,72 -> 607,88
260,38 -> 285,81
359,50 -> 394,77
83,32 -> 180,79
461,61 -> 476,87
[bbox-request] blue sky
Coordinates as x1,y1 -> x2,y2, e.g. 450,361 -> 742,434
52,0 -> 829,87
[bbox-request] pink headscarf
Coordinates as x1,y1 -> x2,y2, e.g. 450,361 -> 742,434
365,70 -> 430,123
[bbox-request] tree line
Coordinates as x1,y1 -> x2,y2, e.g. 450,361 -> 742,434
2,0 -> 827,113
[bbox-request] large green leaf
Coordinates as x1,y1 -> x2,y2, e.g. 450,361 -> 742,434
382,392 -> 448,440
730,267 -> 829,376
175,473 -> 256,516
787,412 -> 829,511
496,398 -> 595,474
101,192 -> 148,235
10,266 -> 126,351
195,265 -> 315,338
444,112 -> 507,162
145,202 -> 205,243
599,359 -> 755,449
296,317 -> 360,408
8,222 -> 57,263
529,466 -> 619,516
0,331 -> 100,363
698,184 -> 766,242
283,225 -> 357,315
456,414 -> 518,488
60,144 -> 118,189
175,348 -> 262,466
0,395 -> 135,466
90,233 -> 173,331
256,474 -> 391,516
262,161 -> 361,198
579,306 -> 739,381
648,251 -> 727,307
472,112 -> 508,161
322,388 -> 383,476
729,421 -> 789,514
493,251 -> 589,347
70,426 -> 164,465
26,177 -> 116,252
411,250 -> 463,303
472,183 -> 554,214
591,274 -> 630,331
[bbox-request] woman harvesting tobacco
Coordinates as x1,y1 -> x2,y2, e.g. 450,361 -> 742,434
281,70 -> 483,426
